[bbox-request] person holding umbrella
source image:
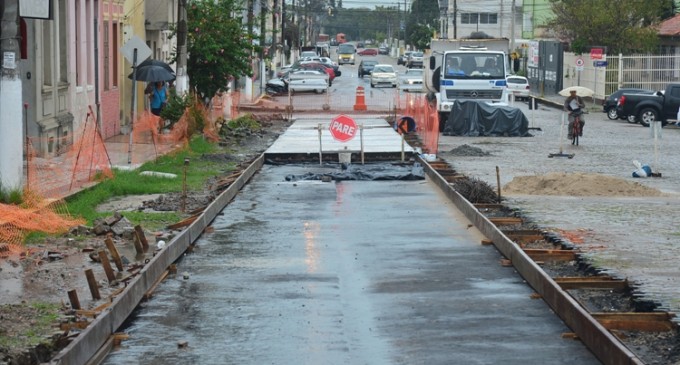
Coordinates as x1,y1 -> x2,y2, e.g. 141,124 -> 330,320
149,81 -> 168,116
564,89 -> 585,139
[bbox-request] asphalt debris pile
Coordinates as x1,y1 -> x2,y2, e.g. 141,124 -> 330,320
445,144 -> 491,157
451,177 -> 499,204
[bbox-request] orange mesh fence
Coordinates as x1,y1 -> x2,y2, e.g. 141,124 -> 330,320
399,93 -> 439,155
0,190 -> 85,254
26,107 -> 113,199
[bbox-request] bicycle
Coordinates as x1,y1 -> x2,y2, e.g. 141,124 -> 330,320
569,112 -> 585,146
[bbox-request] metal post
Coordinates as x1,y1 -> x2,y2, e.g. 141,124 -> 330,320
181,157 -> 189,212
128,49 -> 138,165
23,103 -> 29,190
360,124 -> 365,165
318,123 -> 323,165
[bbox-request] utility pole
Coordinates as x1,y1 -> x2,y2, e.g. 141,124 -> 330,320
453,0 -> 457,39
0,0 -> 24,190
176,0 -> 188,94
510,0 -> 516,53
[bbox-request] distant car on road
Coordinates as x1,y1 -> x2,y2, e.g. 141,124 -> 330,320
358,60 -> 378,78
358,48 -> 378,56
357,42 -> 365,48
379,46 -> 389,55
370,64 -> 397,88
506,75 -> 530,101
398,68 -> 423,92
397,51 -> 412,66
406,51 -> 424,68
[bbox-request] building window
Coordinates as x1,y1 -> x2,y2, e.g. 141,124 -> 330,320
104,21 -> 109,90
42,21 -> 52,87
461,12 -> 497,25
58,0 -> 67,83
112,22 -> 119,88
20,19 -> 27,59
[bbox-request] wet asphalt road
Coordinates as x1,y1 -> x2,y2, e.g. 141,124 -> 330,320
103,163 -> 599,364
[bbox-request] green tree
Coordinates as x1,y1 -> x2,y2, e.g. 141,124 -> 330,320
547,0 -> 674,54
186,0 -> 259,98
405,0 -> 438,47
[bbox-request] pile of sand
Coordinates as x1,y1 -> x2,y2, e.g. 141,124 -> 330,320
503,172 -> 666,197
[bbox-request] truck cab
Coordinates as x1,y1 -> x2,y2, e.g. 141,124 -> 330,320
424,39 -> 510,131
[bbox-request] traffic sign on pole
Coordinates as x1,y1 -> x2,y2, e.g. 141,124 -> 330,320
329,115 -> 358,142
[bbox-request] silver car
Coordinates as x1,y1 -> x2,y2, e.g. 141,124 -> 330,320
398,68 -> 424,92
285,70 -> 329,94
370,64 -> 397,88
406,51 -> 424,68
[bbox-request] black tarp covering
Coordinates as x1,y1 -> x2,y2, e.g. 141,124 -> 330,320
443,100 -> 532,137
285,163 -> 425,181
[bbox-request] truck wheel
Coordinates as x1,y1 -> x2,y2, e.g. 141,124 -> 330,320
438,112 -> 449,133
638,108 -> 659,127
626,115 -> 637,124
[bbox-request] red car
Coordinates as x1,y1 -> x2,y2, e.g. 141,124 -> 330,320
358,48 -> 378,56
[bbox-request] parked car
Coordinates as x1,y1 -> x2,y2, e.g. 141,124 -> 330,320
616,84 -> 679,127
358,60 -> 378,78
398,68 -> 423,92
319,57 -> 341,77
378,46 -> 389,55
397,51 -> 412,66
406,51 -> 424,68
284,70 -> 328,94
603,88 -> 654,121
298,62 -> 335,85
358,48 -> 378,56
277,64 -> 293,78
370,64 -> 397,88
357,42 -> 365,48
330,39 -> 338,46
506,75 -> 530,101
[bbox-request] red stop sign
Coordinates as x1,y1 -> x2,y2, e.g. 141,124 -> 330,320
329,114 -> 358,142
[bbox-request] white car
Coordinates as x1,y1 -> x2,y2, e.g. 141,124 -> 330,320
285,70 -> 328,94
300,51 -> 318,58
370,64 -> 397,88
506,75 -> 530,101
398,68 -> 424,92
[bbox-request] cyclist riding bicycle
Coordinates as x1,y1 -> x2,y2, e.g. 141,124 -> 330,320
564,89 -> 585,140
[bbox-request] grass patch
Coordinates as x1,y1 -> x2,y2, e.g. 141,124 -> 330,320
0,302 -> 61,349
66,136 -> 236,224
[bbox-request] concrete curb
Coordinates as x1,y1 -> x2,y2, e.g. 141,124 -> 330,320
417,155 -> 644,365
50,155 -> 266,365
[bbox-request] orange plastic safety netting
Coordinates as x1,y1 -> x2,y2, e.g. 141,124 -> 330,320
0,190 -> 85,256
400,93 -> 440,155
3,94 -> 234,252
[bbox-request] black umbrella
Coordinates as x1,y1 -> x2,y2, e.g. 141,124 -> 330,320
137,58 -> 175,73
128,64 -> 176,82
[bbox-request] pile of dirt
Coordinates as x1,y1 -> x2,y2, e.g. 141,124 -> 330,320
503,172 -> 666,197
444,144 -> 491,156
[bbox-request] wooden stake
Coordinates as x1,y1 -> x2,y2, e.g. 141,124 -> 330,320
68,289 -> 81,310
85,269 -> 101,300
104,237 -> 124,271
132,232 -> 144,254
99,250 -> 116,283
134,225 -> 149,252
496,166 -> 502,203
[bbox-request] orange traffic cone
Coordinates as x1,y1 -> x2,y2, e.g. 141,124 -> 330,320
353,86 -> 367,111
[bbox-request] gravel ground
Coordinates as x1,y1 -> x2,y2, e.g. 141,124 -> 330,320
437,97 -> 680,320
